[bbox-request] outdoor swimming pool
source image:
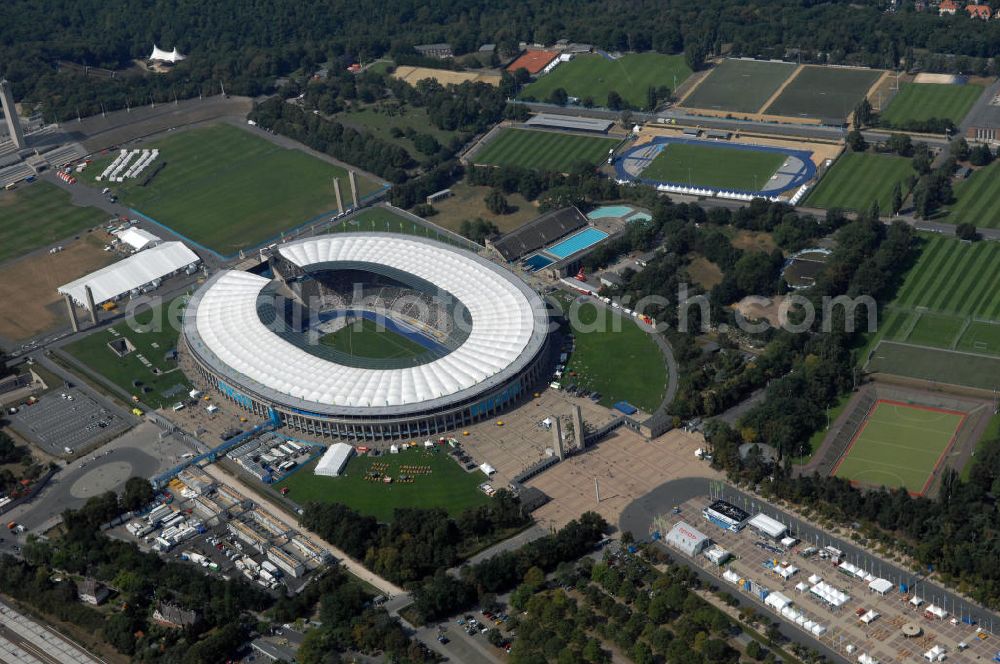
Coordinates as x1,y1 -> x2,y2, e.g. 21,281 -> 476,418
587,205 -> 634,220
627,212 -> 652,223
522,254 -> 554,271
546,227 -> 609,259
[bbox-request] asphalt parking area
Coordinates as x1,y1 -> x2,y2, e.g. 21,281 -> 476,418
7,388 -> 129,454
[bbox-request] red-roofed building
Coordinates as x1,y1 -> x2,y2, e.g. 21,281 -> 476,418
506,50 -> 559,75
966,3 -> 993,18
939,0 -> 958,14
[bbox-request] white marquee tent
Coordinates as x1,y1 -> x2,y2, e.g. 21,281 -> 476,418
149,45 -> 186,63
115,227 -> 162,251
314,443 -> 354,477
58,241 -> 199,306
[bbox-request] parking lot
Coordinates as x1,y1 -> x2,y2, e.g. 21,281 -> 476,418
660,495 -> 999,663
7,388 -> 130,455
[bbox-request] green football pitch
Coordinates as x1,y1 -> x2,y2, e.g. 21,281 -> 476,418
0,181 -> 108,264
319,317 -> 428,359
640,142 -> 785,191
88,123 -> 380,256
680,59 -> 797,114
944,160 -> 1000,229
763,66 -> 882,119
832,400 -> 963,493
559,298 -> 667,412
519,53 -> 692,109
274,446 -> 488,522
804,152 -> 915,212
62,297 -> 192,408
879,83 -> 982,128
472,128 -> 618,172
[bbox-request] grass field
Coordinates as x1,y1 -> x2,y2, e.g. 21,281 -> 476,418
0,181 -> 108,264
832,400 -> 963,493
764,66 -> 882,119
473,128 -> 618,172
868,342 -> 1000,391
680,59 -> 797,113
336,105 -> 458,160
640,143 -> 785,191
424,182 -> 538,236
63,297 -> 191,409
519,53 -> 692,109
90,123 -> 380,256
274,446 -> 488,522
944,160 -> 1000,229
804,152 -> 915,212
319,317 -> 428,359
880,82 -> 983,127
560,298 -> 666,412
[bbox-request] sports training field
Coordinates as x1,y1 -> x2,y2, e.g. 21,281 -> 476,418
681,59 -> 797,113
879,82 -> 983,128
0,181 -> 107,264
804,152 -> 914,212
764,66 -> 882,119
90,123 -> 379,256
473,128 -> 618,172
832,400 -> 963,493
867,236 -> 1000,389
63,297 -> 192,409
274,446 -> 488,522
944,160 -> 1000,229
519,53 -> 692,109
320,317 -> 428,359
641,143 -> 785,191
560,299 -> 666,412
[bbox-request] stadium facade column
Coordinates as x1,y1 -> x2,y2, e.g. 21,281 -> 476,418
348,170 -> 359,208
333,177 -> 344,215
63,293 -> 79,332
573,404 -> 585,451
0,79 -> 25,149
552,416 -> 564,460
84,285 -> 98,324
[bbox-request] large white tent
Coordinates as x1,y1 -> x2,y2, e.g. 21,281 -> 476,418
149,45 -> 186,63
314,443 -> 354,477
748,513 -> 787,539
58,241 -> 199,306
115,227 -> 162,252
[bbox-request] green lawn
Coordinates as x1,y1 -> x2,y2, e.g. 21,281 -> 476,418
880,83 -> 982,128
681,59 -> 797,114
320,317 -> 428,359
0,181 -> 108,264
563,300 -> 666,412
473,128 -> 618,172
88,123 -> 380,256
764,66 -> 882,119
804,152 -> 914,212
640,142 -> 785,191
869,341 -> 1000,391
274,446 -> 488,522
336,105 -> 458,159
519,53 -> 692,109
63,297 -> 191,409
833,400 -> 963,493
945,160 -> 1000,229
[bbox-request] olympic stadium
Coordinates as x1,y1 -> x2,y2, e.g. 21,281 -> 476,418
183,234 -> 551,440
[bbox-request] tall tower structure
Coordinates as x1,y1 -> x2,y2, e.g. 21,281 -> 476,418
0,79 -> 25,149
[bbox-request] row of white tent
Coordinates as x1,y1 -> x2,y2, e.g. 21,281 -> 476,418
763,592 -> 827,636
652,182 -> 781,203
123,149 -> 159,180
810,580 -> 850,607
788,183 -> 811,206
96,148 -> 159,183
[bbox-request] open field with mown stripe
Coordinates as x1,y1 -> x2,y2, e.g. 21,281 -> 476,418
680,59 -> 797,113
0,181 -> 108,264
88,123 -> 380,256
832,400 -> 963,493
804,152 -> 914,212
879,82 -> 983,127
944,160 -> 1000,229
520,53 -> 691,109
764,66 -> 882,119
640,142 -> 785,191
472,128 -> 618,172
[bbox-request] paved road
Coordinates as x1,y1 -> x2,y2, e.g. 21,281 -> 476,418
200,463 -> 408,598
619,477 -> 1000,661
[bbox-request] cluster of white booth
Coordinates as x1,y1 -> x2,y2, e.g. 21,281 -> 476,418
809,578 -> 850,608
763,591 -> 828,636
653,182 -> 781,203
788,183 -> 811,206
97,148 -> 160,183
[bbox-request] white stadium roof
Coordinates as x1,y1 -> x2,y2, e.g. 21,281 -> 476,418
186,234 -> 546,412
149,44 -> 186,63
59,241 -> 199,306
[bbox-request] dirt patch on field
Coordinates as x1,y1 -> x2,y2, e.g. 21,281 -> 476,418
731,229 -> 777,253
632,125 -> 842,168
393,66 -> 501,87
686,255 -> 723,289
0,235 -> 116,341
426,182 -> 540,236
731,294 -> 788,328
